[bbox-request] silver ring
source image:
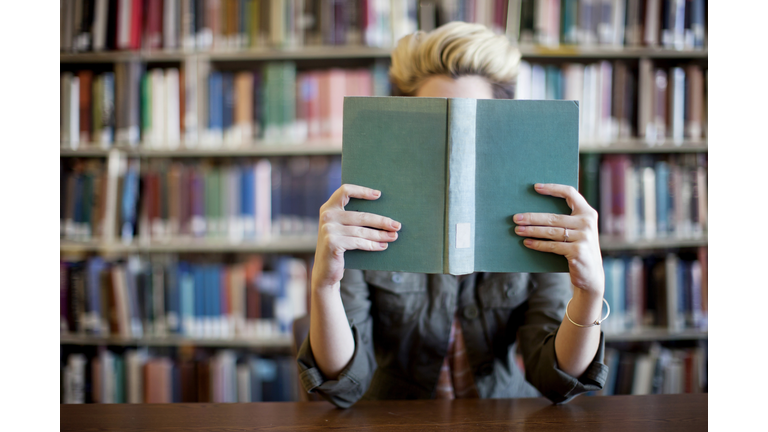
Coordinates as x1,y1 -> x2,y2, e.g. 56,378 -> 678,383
563,228 -> 569,242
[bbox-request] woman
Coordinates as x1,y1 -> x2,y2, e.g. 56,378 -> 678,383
297,22 -> 608,408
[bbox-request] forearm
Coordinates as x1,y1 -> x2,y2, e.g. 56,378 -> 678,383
554,289 -> 603,378
309,282 -> 356,380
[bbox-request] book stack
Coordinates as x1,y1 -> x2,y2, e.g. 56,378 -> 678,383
601,247 -> 708,335
60,63 -> 389,149
60,0 -> 417,52
105,155 -> 340,243
61,350 -> 297,403
598,342 -> 707,396
638,61 -> 707,143
582,153 -> 707,241
515,61 -> 706,146
60,254 -> 308,340
505,0 -> 706,49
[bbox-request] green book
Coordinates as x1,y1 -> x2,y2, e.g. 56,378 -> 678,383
342,97 -> 578,275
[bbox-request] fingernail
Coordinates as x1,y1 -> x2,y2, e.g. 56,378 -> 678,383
379,242 -> 388,249
373,190 -> 381,197
516,226 -> 525,233
535,183 -> 544,189
524,239 -> 533,246
392,221 -> 401,230
514,214 -> 523,222
389,232 -> 398,239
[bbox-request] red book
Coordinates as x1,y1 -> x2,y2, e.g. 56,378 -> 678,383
78,70 -> 93,144
130,0 -> 143,50
146,0 -> 163,50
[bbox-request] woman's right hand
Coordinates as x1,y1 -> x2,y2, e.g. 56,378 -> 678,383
313,184 -> 401,290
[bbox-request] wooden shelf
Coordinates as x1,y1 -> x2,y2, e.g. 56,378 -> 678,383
60,139 -> 706,158
61,46 -> 707,63
60,334 -> 293,348
599,235 -> 707,251
61,236 -> 318,254
605,329 -> 708,342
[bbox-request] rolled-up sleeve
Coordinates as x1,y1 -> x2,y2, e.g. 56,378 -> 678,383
518,273 -> 609,404
296,269 -> 376,408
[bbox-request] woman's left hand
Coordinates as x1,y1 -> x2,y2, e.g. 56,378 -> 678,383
513,183 -> 604,298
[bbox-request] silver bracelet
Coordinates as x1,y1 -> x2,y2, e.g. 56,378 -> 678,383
565,297 -> 610,328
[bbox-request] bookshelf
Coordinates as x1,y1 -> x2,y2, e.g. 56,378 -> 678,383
60,0 -> 708,404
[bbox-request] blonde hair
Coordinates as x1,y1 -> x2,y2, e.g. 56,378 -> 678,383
389,22 -> 521,99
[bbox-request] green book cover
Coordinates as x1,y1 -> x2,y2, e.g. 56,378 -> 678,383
342,97 -> 578,275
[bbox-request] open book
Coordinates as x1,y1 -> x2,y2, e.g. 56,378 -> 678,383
342,97 -> 578,275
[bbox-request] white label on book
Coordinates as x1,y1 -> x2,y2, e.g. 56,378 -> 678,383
456,223 -> 471,249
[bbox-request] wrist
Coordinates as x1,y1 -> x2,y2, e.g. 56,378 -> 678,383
567,288 -> 605,327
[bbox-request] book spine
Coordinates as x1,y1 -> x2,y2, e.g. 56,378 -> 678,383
444,98 -> 477,276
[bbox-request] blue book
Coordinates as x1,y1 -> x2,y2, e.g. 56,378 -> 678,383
342,97 -> 578,274
655,161 -> 669,235
85,257 -> 106,335
222,73 -> 235,136
210,265 -> 221,334
193,265 -> 205,336
177,262 -> 194,337
208,72 -> 223,140
271,159 -> 282,232
241,165 -> 255,238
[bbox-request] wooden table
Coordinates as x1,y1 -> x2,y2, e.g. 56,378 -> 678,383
61,393 -> 707,431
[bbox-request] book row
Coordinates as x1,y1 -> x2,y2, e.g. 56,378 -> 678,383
61,349 -> 297,403
60,254 -> 309,339
580,153 -> 706,240
60,156 -> 341,242
516,61 -> 706,144
60,62 -> 390,149
601,248 -> 707,335
597,343 -> 707,396
61,0 -> 418,53
506,0 -> 706,49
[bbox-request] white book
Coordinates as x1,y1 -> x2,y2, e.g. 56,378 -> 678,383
118,0 -> 132,50
611,0 -> 625,46
697,165 -> 707,232
288,259 -> 308,320
164,0 -> 178,50
598,61 -> 614,143
672,0 -> 686,50
632,354 -> 654,395
237,364 -> 251,402
101,350 -> 115,403
652,69 -> 667,142
643,0 -> 660,47
126,350 -> 146,403
181,0 -> 195,50
151,69 -> 166,148
70,76 -> 80,149
671,67 -> 685,142
254,160 -> 272,238
165,68 -> 181,148
665,254 -> 682,332
183,58 -> 198,146
531,64 -> 546,100
643,166 -> 657,239
515,61 -> 532,100
92,0 -> 108,51
65,354 -> 87,404
563,64 -> 585,142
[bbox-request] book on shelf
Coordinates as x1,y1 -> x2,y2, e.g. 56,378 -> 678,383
61,349 -> 298,403
601,248 -> 707,335
61,0 -> 417,53
61,61 -> 390,150
342,97 -> 577,275
60,254 -> 309,340
593,153 -> 707,241
597,343 -> 706,396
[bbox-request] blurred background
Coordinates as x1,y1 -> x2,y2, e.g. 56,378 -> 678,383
60,0 -> 707,404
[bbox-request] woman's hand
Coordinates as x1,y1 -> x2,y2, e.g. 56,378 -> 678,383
513,183 -> 604,299
313,184 -> 402,290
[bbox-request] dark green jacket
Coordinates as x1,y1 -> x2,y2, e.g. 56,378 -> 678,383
297,270 -> 608,408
